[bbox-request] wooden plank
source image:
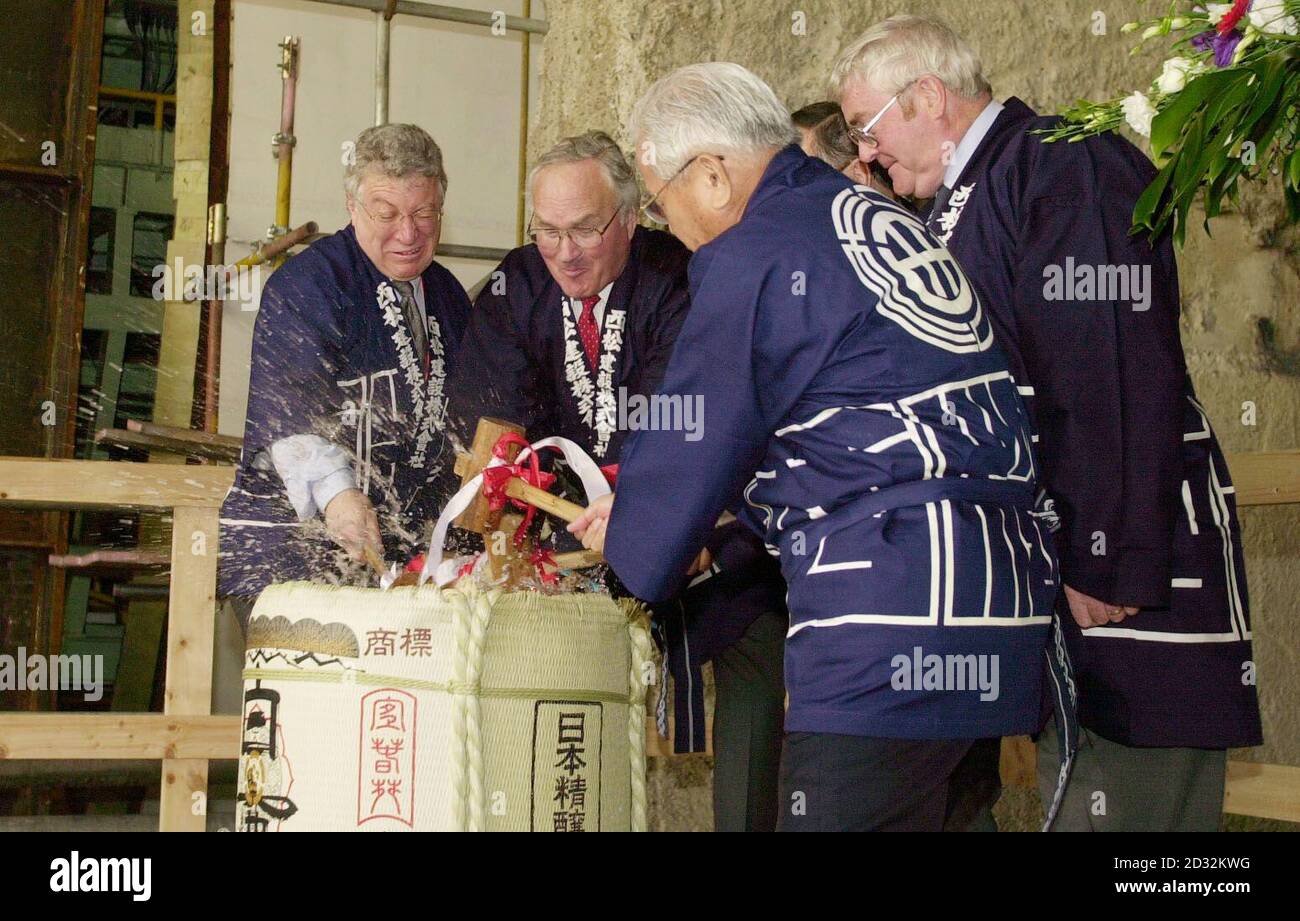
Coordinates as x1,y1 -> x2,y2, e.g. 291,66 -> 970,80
999,735 -> 1037,789
1225,451 -> 1300,507
1224,760 -> 1300,822
0,458 -> 232,509
127,419 -> 243,452
49,549 -> 170,570
96,427 -> 240,463
159,506 -> 220,831
0,714 -> 239,759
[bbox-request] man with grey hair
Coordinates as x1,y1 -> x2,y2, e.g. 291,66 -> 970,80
833,14 -> 1261,831
571,63 -> 1059,831
450,129 -> 789,832
220,123 -> 470,616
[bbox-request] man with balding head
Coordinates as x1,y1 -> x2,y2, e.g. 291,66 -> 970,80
450,131 -> 789,831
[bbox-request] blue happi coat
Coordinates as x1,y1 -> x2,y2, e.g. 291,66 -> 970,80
929,98 -> 1261,748
605,145 -> 1058,739
448,228 -> 788,752
219,225 -> 469,596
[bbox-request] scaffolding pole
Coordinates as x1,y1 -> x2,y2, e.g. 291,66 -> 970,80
304,0 -> 548,34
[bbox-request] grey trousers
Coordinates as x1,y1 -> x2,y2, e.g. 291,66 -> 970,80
1037,720 -> 1227,831
711,609 -> 787,832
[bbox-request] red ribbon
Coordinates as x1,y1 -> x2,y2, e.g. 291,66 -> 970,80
529,546 -> 560,585
472,433 -> 610,585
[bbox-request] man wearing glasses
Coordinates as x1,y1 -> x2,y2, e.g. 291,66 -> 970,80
571,62 -> 1059,832
833,15 -> 1261,830
449,131 -> 788,832
220,123 -> 470,624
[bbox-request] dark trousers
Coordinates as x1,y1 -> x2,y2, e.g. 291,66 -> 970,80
776,733 -> 984,831
711,609 -> 787,832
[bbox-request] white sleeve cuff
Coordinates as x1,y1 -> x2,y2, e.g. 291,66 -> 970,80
269,435 -> 356,521
311,468 -> 358,517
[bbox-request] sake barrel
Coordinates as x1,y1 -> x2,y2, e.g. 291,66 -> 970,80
236,582 -> 652,831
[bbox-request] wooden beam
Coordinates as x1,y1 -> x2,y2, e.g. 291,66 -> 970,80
127,419 -> 243,452
0,714 -> 239,760
1226,451 -> 1300,507
159,506 -> 220,831
0,458 -> 233,510
1225,760 -> 1300,823
96,426 -> 241,463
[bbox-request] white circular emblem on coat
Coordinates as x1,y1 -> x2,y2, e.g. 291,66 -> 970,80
832,186 -> 993,354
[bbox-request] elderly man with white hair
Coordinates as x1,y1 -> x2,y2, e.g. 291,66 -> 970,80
833,14 -> 1261,832
569,62 -> 1059,831
450,130 -> 789,832
220,123 -> 470,622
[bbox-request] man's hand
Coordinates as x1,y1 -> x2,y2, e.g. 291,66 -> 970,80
567,493 -> 614,555
323,488 -> 382,561
686,547 -> 713,577
1063,583 -> 1139,629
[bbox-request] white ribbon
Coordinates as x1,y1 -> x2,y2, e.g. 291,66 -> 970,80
417,435 -> 612,587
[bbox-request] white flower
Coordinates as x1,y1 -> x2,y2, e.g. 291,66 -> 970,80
1121,91 -> 1156,138
1156,57 -> 1198,95
1204,3 -> 1233,19
1248,0 -> 1300,34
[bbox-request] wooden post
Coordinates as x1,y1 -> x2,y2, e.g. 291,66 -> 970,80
158,506 -> 219,831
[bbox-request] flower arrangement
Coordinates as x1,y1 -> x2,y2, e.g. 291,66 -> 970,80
1040,1 -> 1300,243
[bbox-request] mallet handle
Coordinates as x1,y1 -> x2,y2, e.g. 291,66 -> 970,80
503,478 -> 587,523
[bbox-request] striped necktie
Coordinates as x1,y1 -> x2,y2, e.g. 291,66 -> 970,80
392,279 -> 428,374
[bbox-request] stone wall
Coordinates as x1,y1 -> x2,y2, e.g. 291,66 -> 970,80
532,0 -> 1300,830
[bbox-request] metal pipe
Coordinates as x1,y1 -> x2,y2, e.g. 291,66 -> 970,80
273,36 -> 300,242
516,0 -> 531,245
303,0 -> 548,35
436,242 -> 511,262
374,11 -> 390,125
236,221 -> 320,267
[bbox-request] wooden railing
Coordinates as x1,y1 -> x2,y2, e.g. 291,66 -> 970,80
0,452 -> 1297,829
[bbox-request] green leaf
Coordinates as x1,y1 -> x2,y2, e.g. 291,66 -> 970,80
1133,159 -> 1176,231
1149,69 -> 1239,157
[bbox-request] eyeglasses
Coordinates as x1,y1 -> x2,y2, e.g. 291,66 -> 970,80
638,154 -> 721,225
527,209 -> 622,252
356,198 -> 444,231
846,80 -> 917,150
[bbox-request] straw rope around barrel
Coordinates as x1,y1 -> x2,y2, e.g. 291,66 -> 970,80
622,599 -> 654,833
242,581 -> 642,831
448,587 -> 495,832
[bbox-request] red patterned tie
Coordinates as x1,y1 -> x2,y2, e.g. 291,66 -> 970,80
577,295 -> 601,372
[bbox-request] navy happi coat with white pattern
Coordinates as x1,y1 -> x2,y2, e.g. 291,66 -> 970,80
928,97 -> 1260,748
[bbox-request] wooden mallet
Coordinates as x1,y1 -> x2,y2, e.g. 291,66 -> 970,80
452,417 -> 604,583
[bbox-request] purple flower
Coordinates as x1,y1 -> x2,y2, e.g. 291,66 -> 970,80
1191,28 -> 1244,67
